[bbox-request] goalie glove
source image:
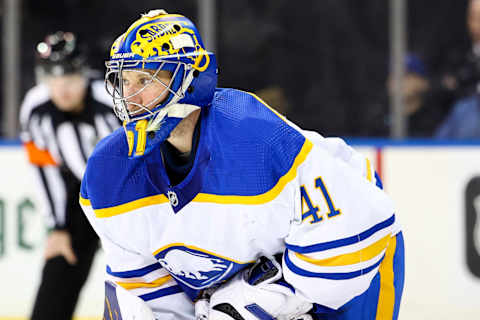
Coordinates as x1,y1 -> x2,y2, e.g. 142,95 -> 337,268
204,256 -> 313,320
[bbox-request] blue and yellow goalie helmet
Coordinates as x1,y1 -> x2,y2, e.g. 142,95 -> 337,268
105,9 -> 217,158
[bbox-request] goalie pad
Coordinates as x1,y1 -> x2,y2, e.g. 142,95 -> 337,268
206,256 -> 313,320
104,280 -> 155,320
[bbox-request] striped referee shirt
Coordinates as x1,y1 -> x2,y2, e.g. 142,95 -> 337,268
19,80 -> 120,230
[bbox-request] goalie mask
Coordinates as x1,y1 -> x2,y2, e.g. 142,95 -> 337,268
105,9 -> 217,158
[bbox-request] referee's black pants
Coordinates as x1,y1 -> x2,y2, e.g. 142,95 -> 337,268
30,206 -> 98,320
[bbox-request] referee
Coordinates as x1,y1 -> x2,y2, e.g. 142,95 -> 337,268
19,31 -> 120,320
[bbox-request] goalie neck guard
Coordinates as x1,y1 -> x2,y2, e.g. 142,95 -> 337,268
105,9 -> 217,158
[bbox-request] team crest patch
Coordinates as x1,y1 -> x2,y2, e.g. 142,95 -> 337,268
154,245 -> 249,289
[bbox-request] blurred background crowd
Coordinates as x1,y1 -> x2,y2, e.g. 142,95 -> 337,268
2,0 -> 480,139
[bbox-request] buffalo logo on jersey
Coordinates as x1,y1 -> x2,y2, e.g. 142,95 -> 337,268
154,246 -> 249,290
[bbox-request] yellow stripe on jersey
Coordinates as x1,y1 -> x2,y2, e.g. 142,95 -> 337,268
366,158 -> 373,182
81,137 -> 312,217
376,235 -> 397,319
79,196 -> 91,206
295,234 -> 391,267
116,275 -> 173,290
153,243 -> 255,265
87,194 -> 169,218
193,139 -> 313,205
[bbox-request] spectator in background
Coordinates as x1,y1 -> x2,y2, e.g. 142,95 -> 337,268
19,31 -> 120,319
369,53 -> 445,137
433,0 -> 480,139
434,90 -> 480,138
438,0 -> 480,101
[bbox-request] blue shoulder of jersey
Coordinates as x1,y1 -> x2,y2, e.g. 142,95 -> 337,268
80,88 -> 309,211
200,88 -> 307,196
80,127 -> 160,210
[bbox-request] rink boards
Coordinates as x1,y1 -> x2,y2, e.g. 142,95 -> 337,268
0,140 -> 480,319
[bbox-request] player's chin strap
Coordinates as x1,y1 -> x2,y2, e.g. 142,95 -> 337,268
124,103 -> 200,159
195,256 -> 313,320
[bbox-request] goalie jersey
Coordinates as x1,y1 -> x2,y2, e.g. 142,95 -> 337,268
80,88 -> 404,320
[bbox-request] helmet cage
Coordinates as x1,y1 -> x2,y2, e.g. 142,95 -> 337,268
105,58 -> 193,123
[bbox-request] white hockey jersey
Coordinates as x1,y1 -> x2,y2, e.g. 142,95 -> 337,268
80,88 -> 400,320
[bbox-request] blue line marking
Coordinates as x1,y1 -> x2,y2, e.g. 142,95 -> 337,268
3,138 -> 480,148
0,139 -> 21,146
345,137 -> 480,147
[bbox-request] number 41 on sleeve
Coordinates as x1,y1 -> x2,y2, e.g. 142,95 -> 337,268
300,177 -> 342,224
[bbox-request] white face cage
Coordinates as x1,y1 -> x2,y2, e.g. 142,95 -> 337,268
105,59 -> 192,123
